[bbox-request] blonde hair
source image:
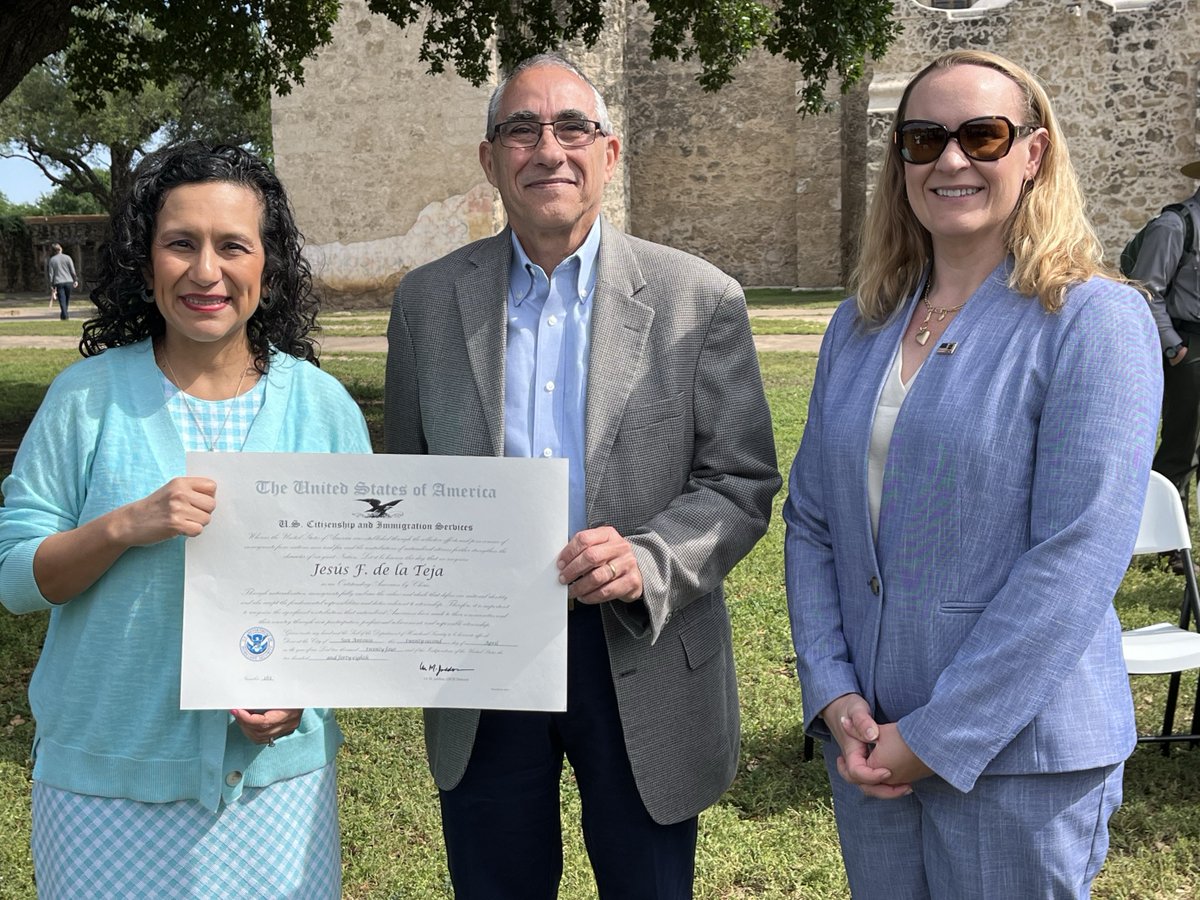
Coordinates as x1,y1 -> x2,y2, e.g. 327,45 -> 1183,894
853,50 -> 1111,324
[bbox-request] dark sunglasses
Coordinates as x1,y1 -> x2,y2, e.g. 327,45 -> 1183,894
894,116 -> 1040,165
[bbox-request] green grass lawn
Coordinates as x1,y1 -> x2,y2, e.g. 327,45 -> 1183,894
0,347 -> 1197,897
0,295 -> 840,343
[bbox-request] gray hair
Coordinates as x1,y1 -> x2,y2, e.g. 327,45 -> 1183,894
485,53 -> 612,140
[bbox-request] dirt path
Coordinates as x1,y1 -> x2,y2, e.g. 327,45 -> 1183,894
0,306 -> 825,353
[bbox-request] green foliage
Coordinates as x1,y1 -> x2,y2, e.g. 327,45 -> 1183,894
766,0 -> 901,114
2,2 -> 901,119
0,196 -> 36,218
0,54 -> 271,215
366,0 -> 898,110
35,176 -> 108,215
0,214 -> 30,237
64,1 -> 341,112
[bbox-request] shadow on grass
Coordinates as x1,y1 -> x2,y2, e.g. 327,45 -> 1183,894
1111,743 -> 1200,859
0,613 -> 43,768
726,721 -> 832,818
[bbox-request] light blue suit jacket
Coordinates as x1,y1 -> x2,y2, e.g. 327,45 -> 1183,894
784,261 -> 1163,793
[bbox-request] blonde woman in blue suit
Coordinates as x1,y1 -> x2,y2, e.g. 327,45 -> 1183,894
784,50 -> 1162,898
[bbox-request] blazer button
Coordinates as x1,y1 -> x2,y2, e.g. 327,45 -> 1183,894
868,576 -> 880,596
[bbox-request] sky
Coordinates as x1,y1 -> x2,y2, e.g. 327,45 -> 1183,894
0,156 -> 57,205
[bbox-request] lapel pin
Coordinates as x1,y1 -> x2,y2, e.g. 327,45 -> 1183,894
936,342 -> 958,355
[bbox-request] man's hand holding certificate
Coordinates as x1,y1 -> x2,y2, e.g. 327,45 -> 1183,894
180,453 -> 568,711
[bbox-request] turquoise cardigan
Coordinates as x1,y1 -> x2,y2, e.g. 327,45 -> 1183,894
0,340 -> 372,811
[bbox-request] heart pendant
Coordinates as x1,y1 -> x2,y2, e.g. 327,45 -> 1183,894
915,327 -> 930,346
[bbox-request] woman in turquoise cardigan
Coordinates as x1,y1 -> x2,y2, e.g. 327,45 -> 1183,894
0,142 -> 370,897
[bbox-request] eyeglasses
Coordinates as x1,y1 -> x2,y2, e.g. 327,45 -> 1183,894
491,119 -> 606,150
894,116 -> 1040,165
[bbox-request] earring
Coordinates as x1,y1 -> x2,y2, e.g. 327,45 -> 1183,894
142,287 -> 156,304
259,292 -> 273,310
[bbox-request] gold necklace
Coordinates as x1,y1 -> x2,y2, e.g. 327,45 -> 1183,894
159,349 -> 253,452
913,277 -> 967,347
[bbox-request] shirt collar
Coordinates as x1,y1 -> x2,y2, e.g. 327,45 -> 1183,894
508,217 -> 602,307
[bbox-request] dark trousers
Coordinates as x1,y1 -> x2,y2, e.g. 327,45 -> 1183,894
53,283 -> 71,320
1154,335 -> 1200,520
438,602 -> 698,900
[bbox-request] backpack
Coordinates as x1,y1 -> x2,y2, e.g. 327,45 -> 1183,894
1120,201 -> 1198,283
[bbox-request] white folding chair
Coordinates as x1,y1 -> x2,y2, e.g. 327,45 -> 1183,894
1122,470 -> 1200,751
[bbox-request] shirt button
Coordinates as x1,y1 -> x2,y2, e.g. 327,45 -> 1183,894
225,770 -> 243,786
545,381 -> 555,392
547,315 -> 558,326
868,576 -> 881,596
542,448 -> 553,458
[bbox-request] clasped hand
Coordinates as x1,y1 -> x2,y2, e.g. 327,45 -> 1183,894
230,708 -> 302,745
820,693 -> 933,799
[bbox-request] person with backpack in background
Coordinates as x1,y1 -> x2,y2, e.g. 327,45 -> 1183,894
1124,160 -> 1200,573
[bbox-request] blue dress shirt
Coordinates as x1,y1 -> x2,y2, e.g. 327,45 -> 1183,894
504,219 -> 600,539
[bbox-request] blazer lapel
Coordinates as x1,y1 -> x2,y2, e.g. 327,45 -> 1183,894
456,232 -> 511,456
585,221 -> 654,514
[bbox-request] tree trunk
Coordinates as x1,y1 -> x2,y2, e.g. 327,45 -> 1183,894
0,1 -> 77,104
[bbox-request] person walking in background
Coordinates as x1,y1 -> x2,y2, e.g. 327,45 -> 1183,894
46,242 -> 77,320
385,53 -> 780,899
784,50 -> 1161,898
0,142 -> 370,897
1128,161 -> 1200,571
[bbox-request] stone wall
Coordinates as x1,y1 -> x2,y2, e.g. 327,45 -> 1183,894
274,0 -> 840,296
0,215 -> 105,293
873,0 -> 1200,260
273,0 -> 1200,297
271,1 -> 496,306
623,12 -> 842,288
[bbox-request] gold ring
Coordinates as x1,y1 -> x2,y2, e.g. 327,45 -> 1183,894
607,562 -> 618,581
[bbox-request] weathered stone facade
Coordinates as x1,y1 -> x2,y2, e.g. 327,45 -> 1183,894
273,0 -> 1200,298
877,0 -> 1197,252
0,215 -> 105,293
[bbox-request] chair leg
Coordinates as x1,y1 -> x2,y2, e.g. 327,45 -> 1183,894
1162,671 -> 1184,756
1190,674 -> 1200,750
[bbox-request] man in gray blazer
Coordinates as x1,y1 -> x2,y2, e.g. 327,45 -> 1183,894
385,53 -> 779,899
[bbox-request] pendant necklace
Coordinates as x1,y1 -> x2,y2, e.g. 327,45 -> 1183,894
159,349 -> 253,452
914,277 -> 967,347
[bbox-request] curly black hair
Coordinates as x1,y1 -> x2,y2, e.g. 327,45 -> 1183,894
81,141 -> 319,371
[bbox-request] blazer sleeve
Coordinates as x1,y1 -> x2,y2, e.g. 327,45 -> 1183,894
618,278 -> 781,641
384,280 -> 428,456
898,287 -> 1162,791
1130,211 -> 1187,349
783,305 -> 863,736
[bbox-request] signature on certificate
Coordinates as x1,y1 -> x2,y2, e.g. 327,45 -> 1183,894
419,661 -> 476,677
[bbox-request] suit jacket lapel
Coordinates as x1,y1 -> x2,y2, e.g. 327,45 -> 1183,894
585,221 -> 654,514
457,231 -> 511,456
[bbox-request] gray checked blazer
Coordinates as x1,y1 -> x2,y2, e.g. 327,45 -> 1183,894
384,218 -> 780,824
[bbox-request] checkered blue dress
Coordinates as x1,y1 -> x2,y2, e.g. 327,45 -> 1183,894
28,372 -> 341,898
31,764 -> 341,898
160,368 -> 267,453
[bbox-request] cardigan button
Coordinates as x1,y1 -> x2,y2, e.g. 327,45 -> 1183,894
868,576 -> 880,596
225,770 -> 243,787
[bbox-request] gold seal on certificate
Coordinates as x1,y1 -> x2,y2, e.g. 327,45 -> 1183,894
180,452 -> 568,711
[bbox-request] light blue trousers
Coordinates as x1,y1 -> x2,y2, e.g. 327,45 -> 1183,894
824,743 -> 1122,899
